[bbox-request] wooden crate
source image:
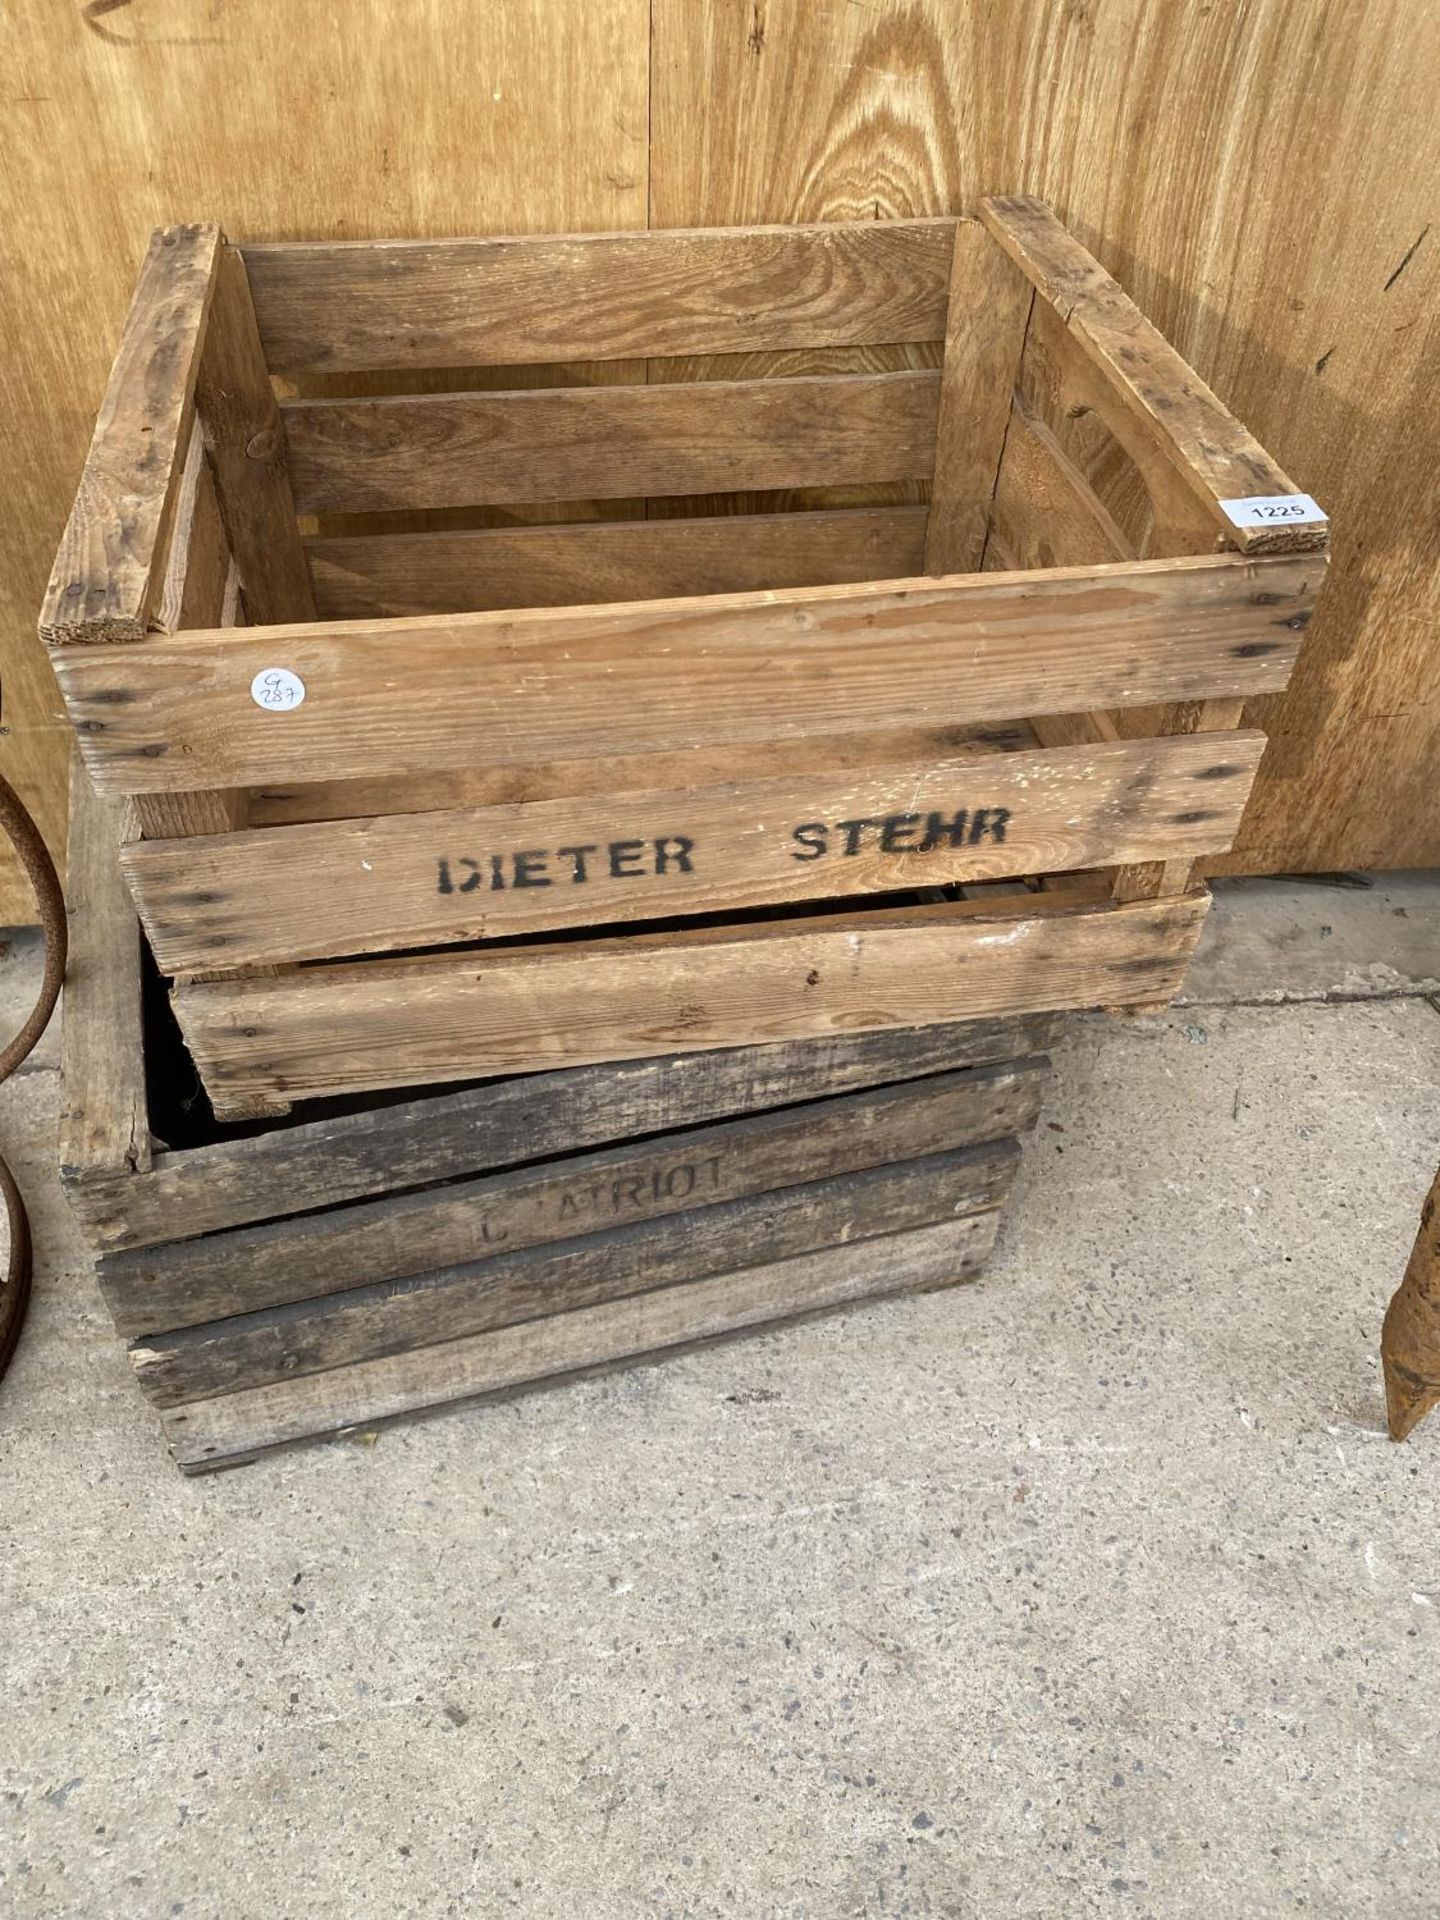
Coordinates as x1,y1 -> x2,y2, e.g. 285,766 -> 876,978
63,760 -> 1057,1472
42,198 -> 1328,1120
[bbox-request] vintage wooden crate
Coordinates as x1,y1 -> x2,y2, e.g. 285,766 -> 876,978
62,759 -> 1058,1472
42,197 -> 1327,1120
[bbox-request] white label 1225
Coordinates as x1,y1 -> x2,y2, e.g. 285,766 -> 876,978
1219,493 -> 1327,529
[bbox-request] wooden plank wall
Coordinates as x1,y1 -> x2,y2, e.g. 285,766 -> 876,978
2,0 -> 1436,915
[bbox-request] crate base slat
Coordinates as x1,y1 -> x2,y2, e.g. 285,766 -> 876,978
175,883 -> 1206,1118
159,1210 -> 1003,1473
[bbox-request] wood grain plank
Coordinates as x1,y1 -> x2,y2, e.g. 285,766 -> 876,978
65,1011 -> 1059,1258
40,225 -> 222,645
194,243 -> 316,625
989,392 -> 1138,572
129,426 -> 250,842
247,728 -> 1034,828
53,552 -> 1322,797
986,390 -> 1135,755
131,1141 -> 1018,1406
58,752 -> 151,1184
173,891 -> 1210,1111
305,505 -> 930,619
156,428 -> 230,635
242,219 -> 956,371
123,731 -> 1265,972
160,1211 -> 999,1470
924,221 -> 1033,573
245,726 -> 1035,826
979,195 -> 1328,557
282,371 -> 942,514
101,1061 -> 1045,1337
1017,301 -> 1222,559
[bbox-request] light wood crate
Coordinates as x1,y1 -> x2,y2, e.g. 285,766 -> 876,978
43,198 -> 1327,1120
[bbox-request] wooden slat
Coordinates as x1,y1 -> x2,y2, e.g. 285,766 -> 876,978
58,752 -> 151,1183
101,1060 -> 1046,1338
132,429 -> 247,842
979,196 -> 1328,557
123,731 -> 1265,973
1019,301 -> 1220,558
173,890 -> 1210,1112
242,219 -> 957,372
194,243 -> 315,625
161,1211 -> 998,1471
924,221 -> 1033,573
246,723 -> 1034,827
67,1012 -> 1059,1257
40,225 -> 222,645
128,435 -> 252,855
131,1141 -> 1018,1407
987,391 -> 1135,755
305,505 -> 930,620
282,370 -> 942,515
53,552 -> 1323,797
155,428 -> 230,635
989,392 -> 1137,572
1112,697 -> 1250,901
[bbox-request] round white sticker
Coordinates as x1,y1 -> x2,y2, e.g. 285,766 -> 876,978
250,667 -> 306,712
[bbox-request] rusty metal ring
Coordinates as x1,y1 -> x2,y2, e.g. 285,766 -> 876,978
0,773 -> 67,1384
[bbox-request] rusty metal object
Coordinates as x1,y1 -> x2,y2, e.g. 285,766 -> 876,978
0,771 -> 67,1385
1381,1170 -> 1440,1442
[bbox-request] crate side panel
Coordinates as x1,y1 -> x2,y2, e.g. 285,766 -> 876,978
173,892 -> 1208,1108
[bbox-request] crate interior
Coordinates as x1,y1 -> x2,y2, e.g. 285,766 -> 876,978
136,876 -> 1072,1155
250,228 -> 1189,628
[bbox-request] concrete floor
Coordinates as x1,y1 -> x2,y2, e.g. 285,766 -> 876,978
1,874 -> 1438,1920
